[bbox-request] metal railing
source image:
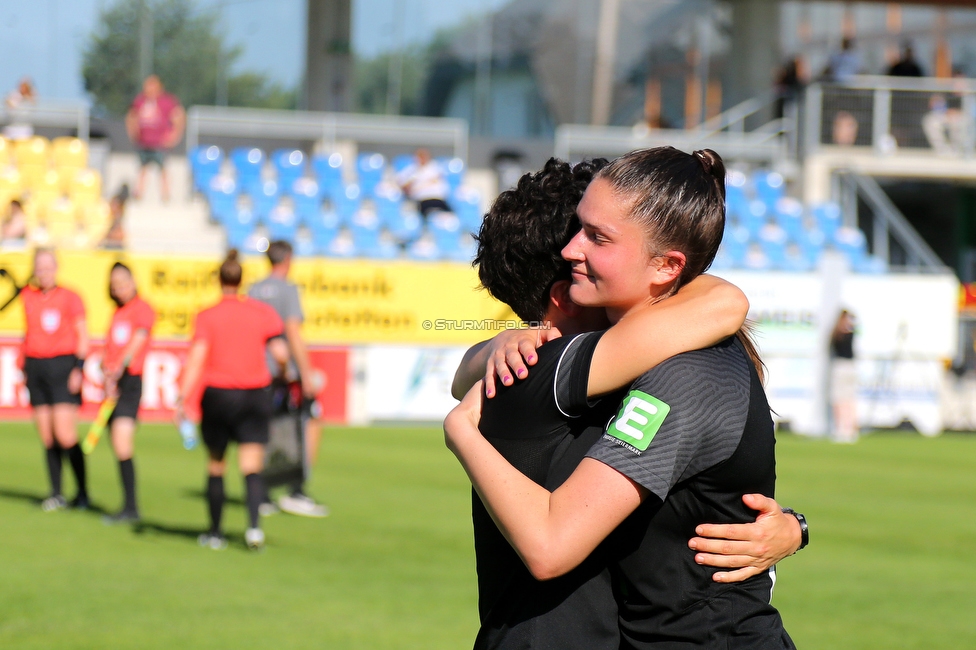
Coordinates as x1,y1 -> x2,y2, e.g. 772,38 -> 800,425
0,101 -> 90,141
554,94 -> 794,164
803,75 -> 976,156
837,171 -> 947,272
185,106 -> 469,161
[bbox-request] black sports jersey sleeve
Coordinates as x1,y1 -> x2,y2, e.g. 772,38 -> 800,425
586,337 -> 751,501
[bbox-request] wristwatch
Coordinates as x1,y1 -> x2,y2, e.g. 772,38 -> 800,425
781,507 -> 809,553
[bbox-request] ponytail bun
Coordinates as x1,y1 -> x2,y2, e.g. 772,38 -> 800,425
692,149 -> 726,199
225,248 -> 239,263
219,249 -> 243,287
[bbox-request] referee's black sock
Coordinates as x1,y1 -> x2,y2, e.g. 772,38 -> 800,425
44,445 -> 62,497
118,458 -> 137,513
65,444 -> 87,499
244,473 -> 263,529
207,476 -> 224,536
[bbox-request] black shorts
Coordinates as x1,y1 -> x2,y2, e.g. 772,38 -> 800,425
200,386 -> 273,459
24,355 -> 82,407
138,148 -> 165,167
109,372 -> 143,422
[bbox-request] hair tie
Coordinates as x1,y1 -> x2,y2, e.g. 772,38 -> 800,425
693,150 -> 712,173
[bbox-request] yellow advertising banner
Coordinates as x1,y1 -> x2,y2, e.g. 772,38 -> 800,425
0,251 -> 517,344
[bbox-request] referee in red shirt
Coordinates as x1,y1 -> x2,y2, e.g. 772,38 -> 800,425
101,262 -> 156,523
176,250 -> 288,551
20,249 -> 90,511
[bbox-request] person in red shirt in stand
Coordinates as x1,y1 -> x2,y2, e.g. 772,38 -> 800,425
20,248 -> 90,511
125,74 -> 185,202
176,250 -> 288,551
100,262 -> 156,524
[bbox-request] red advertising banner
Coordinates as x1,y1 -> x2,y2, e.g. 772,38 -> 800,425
0,338 -> 349,424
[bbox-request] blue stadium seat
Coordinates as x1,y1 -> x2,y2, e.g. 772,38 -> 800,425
710,245 -> 736,271
428,212 -> 463,251
292,178 -> 322,225
438,157 -> 465,192
780,243 -> 816,272
231,147 -> 265,188
742,243 -> 772,271
406,236 -> 441,261
349,208 -> 382,250
190,145 -> 223,193
306,206 -> 342,247
247,180 -> 280,221
360,237 -> 401,260
391,154 -> 415,173
812,202 -> 842,238
742,200 -> 767,236
357,152 -> 386,197
273,149 -> 306,191
774,197 -> 806,240
206,176 -> 237,225
752,170 -> 785,208
798,228 -> 826,264
833,226 -> 868,265
725,184 -> 750,221
312,152 -> 345,198
334,184 -> 362,222
453,188 -> 482,233
322,231 -> 357,258
374,188 -> 405,228
266,204 -> 299,242
386,209 -> 423,243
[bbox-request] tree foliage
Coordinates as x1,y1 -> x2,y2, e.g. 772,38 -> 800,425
82,0 -> 295,116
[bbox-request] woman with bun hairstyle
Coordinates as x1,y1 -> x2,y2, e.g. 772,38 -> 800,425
446,148 -> 795,648
21,248 -> 90,511
176,250 -> 289,550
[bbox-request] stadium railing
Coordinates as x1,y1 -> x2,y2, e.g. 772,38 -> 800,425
0,100 -> 90,142
554,94 -> 794,165
803,74 -> 976,155
185,106 -> 469,162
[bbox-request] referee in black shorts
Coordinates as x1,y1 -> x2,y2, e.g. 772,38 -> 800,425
176,250 -> 288,550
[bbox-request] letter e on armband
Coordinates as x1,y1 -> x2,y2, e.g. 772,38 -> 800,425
606,390 -> 671,453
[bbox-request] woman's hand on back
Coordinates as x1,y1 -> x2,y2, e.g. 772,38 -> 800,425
483,326 -> 560,398
687,494 -> 802,583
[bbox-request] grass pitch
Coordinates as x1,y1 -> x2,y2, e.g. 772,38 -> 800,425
0,423 -> 974,649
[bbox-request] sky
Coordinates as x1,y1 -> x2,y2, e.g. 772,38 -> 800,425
0,0 -> 507,103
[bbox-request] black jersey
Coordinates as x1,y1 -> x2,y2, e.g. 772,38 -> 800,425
587,336 -> 795,649
473,331 -> 623,650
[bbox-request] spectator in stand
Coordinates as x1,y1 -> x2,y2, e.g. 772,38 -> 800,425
4,77 -> 37,140
101,185 -> 130,250
774,56 -> 807,119
396,148 -> 452,219
2,199 -> 28,243
887,42 -> 924,77
830,309 -> 858,443
824,37 -> 861,82
923,67 -> 970,155
125,75 -> 185,203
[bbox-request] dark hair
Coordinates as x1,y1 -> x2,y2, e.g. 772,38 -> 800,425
267,240 -> 293,266
111,261 -> 132,275
10,199 -> 22,210
598,146 -> 726,289
108,262 -> 134,306
598,146 -> 765,381
475,157 -> 608,321
219,249 -> 243,287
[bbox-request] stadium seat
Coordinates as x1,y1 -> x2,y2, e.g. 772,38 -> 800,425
753,170 -> 785,208
312,152 -> 345,198
742,243 -> 772,271
69,170 -> 102,207
0,167 -> 23,199
52,137 -> 88,169
273,149 -> 306,191
231,147 -> 265,187
812,202 -> 842,238
833,226 -> 868,264
322,230 -> 357,258
31,170 -> 62,211
798,228 -> 826,264
18,164 -> 48,192
391,154 -> 414,173
189,145 -> 223,193
292,178 -> 322,225
453,187 -> 482,233
359,234 -> 401,260
266,204 -> 299,242
349,205 -> 382,250
80,201 -> 111,230
14,136 -> 50,168
780,243 -> 816,272
206,176 -> 238,225
0,137 -> 10,168
334,184 -> 362,222
248,180 -> 280,221
406,235 -> 441,261
429,211 -> 463,251
438,157 -> 465,192
356,152 -> 386,197
445,232 -> 477,263
293,231 -> 318,257
374,189 -> 404,229
742,200 -> 767,236
725,184 -> 750,221
386,208 -> 423,243
774,197 -> 805,239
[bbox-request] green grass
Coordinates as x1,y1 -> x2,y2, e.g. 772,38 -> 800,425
0,425 -> 975,649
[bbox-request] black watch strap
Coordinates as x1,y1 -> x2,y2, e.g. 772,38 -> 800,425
781,507 -> 809,552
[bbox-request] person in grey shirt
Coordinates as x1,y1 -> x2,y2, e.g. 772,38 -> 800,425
248,240 -> 329,517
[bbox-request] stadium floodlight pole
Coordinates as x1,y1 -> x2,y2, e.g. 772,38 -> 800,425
138,0 -> 154,84
591,0 -> 620,126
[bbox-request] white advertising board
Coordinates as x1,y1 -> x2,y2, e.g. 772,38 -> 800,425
364,346 -> 466,421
